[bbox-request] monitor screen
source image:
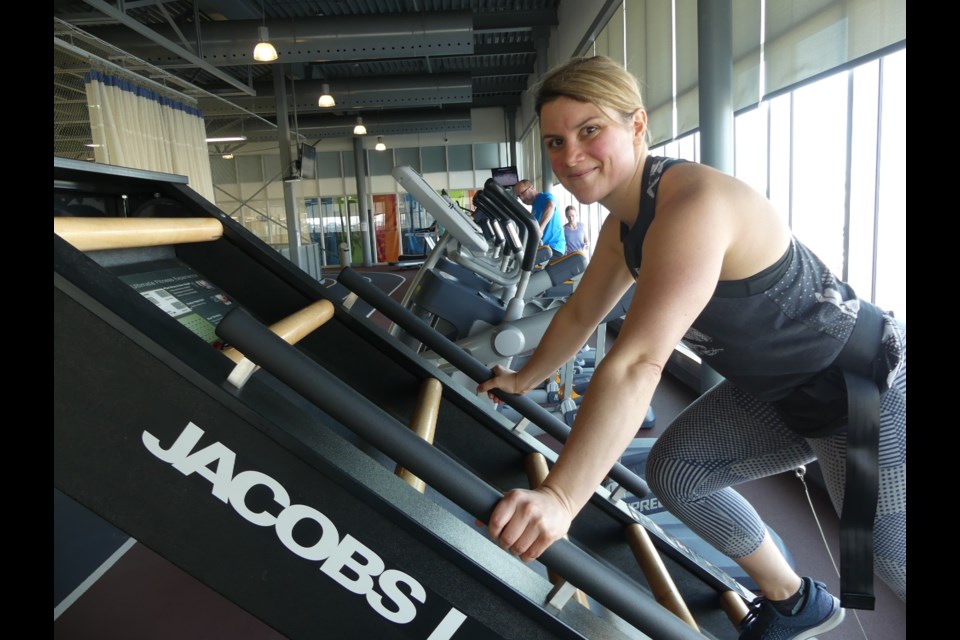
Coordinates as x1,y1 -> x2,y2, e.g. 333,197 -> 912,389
491,166 -> 519,188
299,143 -> 318,180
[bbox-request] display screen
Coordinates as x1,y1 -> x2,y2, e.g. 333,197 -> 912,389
111,259 -> 235,348
491,166 -> 518,188
300,143 -> 318,180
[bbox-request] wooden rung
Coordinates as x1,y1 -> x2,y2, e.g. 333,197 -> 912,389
721,590 -> 750,631
395,378 -> 443,493
224,300 -> 335,388
222,300 -> 335,364
625,523 -> 700,631
524,452 -> 590,609
54,217 -> 223,251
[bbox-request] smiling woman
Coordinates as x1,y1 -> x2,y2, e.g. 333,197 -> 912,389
538,95 -> 647,212
478,55 -> 906,640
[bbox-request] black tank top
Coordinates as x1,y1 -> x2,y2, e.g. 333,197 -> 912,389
620,155 -> 689,278
619,155 -> 890,404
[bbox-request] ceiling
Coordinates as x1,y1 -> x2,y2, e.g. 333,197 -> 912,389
53,0 -> 563,156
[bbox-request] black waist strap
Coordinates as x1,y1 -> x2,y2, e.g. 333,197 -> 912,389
832,301 -> 885,611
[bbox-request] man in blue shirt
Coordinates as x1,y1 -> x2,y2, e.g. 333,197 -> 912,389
513,179 -> 565,258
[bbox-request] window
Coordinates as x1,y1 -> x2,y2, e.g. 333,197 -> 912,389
447,145 -> 473,171
421,146 -> 446,173
316,152 -> 342,179
629,50 -> 905,318
473,143 -> 501,170
368,148 -> 394,176
394,148 -> 420,172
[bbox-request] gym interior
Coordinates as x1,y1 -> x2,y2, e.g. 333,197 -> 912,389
53,2 -> 907,639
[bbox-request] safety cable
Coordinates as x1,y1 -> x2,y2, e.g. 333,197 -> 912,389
795,465 -> 869,640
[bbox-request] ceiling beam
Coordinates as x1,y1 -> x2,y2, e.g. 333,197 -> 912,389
473,40 -> 537,56
205,109 -> 473,143
79,0 -> 256,96
472,9 -> 559,32
200,74 -> 473,117
54,35 -> 199,106
78,11 -> 474,69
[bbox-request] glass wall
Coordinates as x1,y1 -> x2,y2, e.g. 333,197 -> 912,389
526,43 -> 906,318
212,143 -> 511,267
727,49 -> 907,317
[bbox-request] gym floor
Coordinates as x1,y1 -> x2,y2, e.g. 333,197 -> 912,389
54,265 -> 906,640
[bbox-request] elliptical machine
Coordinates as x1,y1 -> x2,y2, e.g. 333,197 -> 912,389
388,167 -> 653,430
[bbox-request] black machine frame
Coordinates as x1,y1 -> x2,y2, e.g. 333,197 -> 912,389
54,157 -> 746,640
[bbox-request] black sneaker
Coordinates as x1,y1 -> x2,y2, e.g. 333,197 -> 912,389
739,577 -> 845,640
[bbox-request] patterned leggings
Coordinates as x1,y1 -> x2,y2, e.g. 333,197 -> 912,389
646,321 -> 906,602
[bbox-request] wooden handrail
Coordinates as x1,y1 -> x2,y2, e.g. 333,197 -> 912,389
625,523 -> 700,631
524,452 -> 591,609
721,590 -> 750,632
395,378 -> 443,492
222,300 -> 335,364
54,217 -> 223,251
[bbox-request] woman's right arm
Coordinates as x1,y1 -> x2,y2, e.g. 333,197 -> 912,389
479,216 -> 636,397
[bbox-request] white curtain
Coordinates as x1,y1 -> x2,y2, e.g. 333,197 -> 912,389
85,70 -> 215,202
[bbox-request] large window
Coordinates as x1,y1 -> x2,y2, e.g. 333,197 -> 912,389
873,50 -> 906,317
541,48 -> 905,317
532,0 -> 906,318
786,71 -> 849,278
733,49 -> 906,318
644,49 -> 906,318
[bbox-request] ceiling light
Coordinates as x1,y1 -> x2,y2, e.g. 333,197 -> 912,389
318,83 -> 336,108
206,136 -> 248,143
375,136 -> 386,151
353,116 -> 367,135
222,153 -> 234,160
253,26 -> 278,62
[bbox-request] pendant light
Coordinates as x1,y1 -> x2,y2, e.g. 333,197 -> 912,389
253,1 -> 278,62
318,83 -> 335,107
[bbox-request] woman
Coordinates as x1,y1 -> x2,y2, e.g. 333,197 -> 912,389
477,56 -> 905,640
562,205 -> 589,256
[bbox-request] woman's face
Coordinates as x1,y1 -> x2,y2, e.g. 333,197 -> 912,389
540,96 -> 644,206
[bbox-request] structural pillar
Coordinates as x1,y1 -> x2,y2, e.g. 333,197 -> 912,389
506,106 -> 518,169
273,63 -> 301,267
533,27 -> 554,192
353,135 -> 373,266
697,0 -> 733,393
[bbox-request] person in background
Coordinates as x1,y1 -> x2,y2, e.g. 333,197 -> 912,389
514,179 -> 565,258
479,55 -> 905,640
563,205 -> 589,256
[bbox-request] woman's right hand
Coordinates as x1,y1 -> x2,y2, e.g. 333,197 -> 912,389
476,364 -> 525,403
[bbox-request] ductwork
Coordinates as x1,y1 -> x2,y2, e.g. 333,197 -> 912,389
78,11 -> 474,68
205,109 -> 473,143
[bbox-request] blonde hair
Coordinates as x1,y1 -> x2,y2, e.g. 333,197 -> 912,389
534,55 -> 645,125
